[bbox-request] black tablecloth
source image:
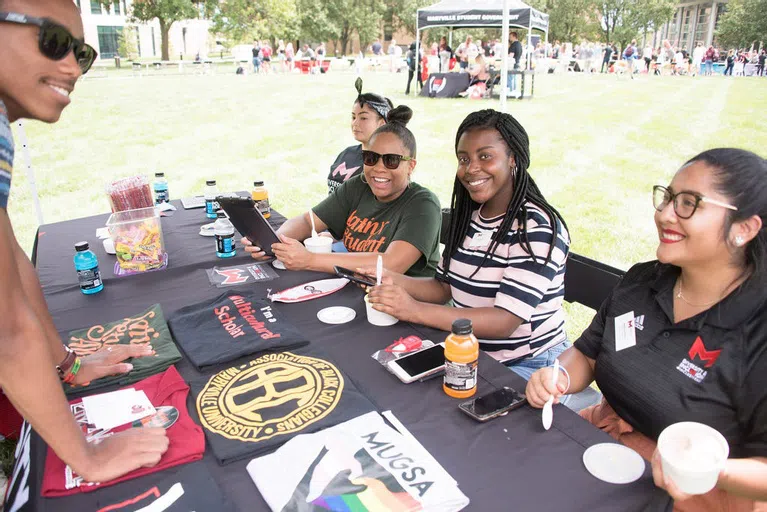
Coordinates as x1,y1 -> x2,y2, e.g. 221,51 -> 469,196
420,73 -> 471,98
15,200 -> 672,511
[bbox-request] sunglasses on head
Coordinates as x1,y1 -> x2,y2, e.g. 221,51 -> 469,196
0,12 -> 98,74
361,150 -> 413,170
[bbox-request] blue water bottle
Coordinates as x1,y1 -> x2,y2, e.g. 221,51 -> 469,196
214,211 -> 236,258
74,241 -> 104,294
153,172 -> 169,204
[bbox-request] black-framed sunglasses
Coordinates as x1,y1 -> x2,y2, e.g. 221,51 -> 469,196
361,150 -> 413,170
0,12 -> 98,74
652,185 -> 738,219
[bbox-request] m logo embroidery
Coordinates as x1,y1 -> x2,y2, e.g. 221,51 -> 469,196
215,268 -> 249,286
688,336 -> 721,368
676,336 -> 721,383
331,162 -> 360,182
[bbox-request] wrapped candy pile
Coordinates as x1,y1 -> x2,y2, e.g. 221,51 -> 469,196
106,207 -> 166,272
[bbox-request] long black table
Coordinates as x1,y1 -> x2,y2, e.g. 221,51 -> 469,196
11,200 -> 672,511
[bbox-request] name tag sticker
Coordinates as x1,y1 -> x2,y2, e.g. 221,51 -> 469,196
614,311 -> 637,352
469,231 -> 493,248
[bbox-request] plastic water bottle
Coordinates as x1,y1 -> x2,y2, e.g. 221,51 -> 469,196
74,241 -> 104,295
204,180 -> 219,219
153,172 -> 169,204
214,211 -> 236,258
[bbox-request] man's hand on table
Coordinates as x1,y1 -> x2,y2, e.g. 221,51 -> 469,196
75,427 -> 169,483
272,235 -> 314,270
74,344 -> 155,386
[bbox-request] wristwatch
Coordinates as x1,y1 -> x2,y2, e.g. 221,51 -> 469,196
56,346 -> 77,380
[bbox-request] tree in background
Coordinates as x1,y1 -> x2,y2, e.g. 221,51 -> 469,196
208,0 -> 299,46
530,0 -> 601,43
118,27 -> 139,59
385,0 -> 433,37
716,0 -> 767,49
103,0 -> 199,61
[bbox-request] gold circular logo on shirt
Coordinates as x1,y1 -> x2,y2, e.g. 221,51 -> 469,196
196,352 -> 344,443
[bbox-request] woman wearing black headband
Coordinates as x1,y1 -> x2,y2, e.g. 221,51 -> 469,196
327,78 -> 395,194
243,79 -> 442,278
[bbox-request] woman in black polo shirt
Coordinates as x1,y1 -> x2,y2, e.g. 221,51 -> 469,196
527,148 -> 767,509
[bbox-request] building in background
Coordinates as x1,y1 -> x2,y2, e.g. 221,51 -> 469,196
657,1 -> 728,51
75,0 -> 210,60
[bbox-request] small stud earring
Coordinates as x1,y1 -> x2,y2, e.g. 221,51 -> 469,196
735,236 -> 744,246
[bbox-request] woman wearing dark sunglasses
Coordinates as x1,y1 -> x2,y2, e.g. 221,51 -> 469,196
363,109 -> 571,378
244,103 -> 441,278
525,148 -> 767,509
0,0 -> 168,490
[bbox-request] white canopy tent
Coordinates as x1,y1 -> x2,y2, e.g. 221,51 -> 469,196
416,0 -> 549,110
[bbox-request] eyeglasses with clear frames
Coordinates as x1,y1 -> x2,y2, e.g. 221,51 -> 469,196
652,185 -> 738,219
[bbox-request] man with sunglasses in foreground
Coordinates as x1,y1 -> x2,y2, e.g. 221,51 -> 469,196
0,0 -> 169,485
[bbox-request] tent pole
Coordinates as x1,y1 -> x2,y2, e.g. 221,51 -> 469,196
500,0 -> 510,112
449,27 -> 453,48
527,20 -> 533,70
15,121 -> 44,227
414,30 -> 420,94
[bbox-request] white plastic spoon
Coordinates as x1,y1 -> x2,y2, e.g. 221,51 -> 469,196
376,255 -> 383,286
542,358 -> 560,430
309,210 -> 318,238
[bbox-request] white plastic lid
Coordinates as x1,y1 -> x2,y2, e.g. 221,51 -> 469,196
317,306 -> 356,325
582,443 -> 646,485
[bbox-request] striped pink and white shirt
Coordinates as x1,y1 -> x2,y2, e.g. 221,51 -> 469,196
437,202 -> 570,363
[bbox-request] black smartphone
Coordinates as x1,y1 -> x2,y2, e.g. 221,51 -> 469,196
216,196 -> 280,257
333,265 -> 377,287
459,387 -> 527,422
387,343 -> 446,384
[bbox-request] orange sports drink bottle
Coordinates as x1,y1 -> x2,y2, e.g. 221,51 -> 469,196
252,180 -> 270,219
443,318 -> 479,398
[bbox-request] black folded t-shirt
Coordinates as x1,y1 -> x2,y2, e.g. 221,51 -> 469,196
168,291 -> 309,369
191,346 -> 376,465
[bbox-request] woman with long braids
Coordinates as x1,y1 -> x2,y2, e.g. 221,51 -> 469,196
526,148 -> 767,509
366,109 -> 571,376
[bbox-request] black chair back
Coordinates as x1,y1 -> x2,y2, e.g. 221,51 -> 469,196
440,208 -> 452,245
564,252 -> 624,309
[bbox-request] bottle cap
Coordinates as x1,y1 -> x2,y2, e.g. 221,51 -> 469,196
75,241 -> 90,252
155,172 -> 164,178
451,318 -> 473,335
206,180 -> 216,186
216,211 -> 227,219
254,180 -> 265,187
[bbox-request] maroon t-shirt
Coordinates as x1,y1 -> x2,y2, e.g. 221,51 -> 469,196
42,366 -> 204,497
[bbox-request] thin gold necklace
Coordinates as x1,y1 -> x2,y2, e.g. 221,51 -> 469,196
675,278 -> 720,308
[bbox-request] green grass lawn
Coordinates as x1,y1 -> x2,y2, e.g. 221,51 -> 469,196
7,69 -> 767,340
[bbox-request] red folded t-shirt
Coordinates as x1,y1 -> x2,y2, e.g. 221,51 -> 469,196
42,366 -> 204,497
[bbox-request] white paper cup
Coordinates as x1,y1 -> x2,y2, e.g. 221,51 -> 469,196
364,294 -> 399,326
304,236 -> 333,254
657,422 -> 729,495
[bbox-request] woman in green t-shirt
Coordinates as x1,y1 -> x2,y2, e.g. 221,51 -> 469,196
242,107 -> 442,278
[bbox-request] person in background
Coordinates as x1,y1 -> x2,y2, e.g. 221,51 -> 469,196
260,40 -> 272,74
455,35 -> 477,72
623,39 -> 637,78
324,79 -> 391,194
438,36 -> 453,73
244,89 -> 441,279
526,148 -> 767,510
692,41 -> 705,76
277,39 -> 286,73
285,42 -> 295,73
601,43 -> 613,73
405,42 -> 423,95
371,38 -> 383,56
315,42 -> 326,73
388,39 -> 397,72
724,50 -> 735,76
364,109 -> 570,379
674,47 -> 686,75
508,31 -> 523,97
461,54 -> 490,99
251,40 -> 261,74
704,45 -> 715,76
734,50 -> 747,76
0,0 -> 168,483
758,50 -> 766,77
643,43 -> 652,73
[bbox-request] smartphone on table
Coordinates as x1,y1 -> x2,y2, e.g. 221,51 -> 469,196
459,387 -> 527,422
387,343 -> 446,384
334,265 -> 377,287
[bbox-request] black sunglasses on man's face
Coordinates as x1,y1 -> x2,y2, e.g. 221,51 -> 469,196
0,12 -> 98,74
